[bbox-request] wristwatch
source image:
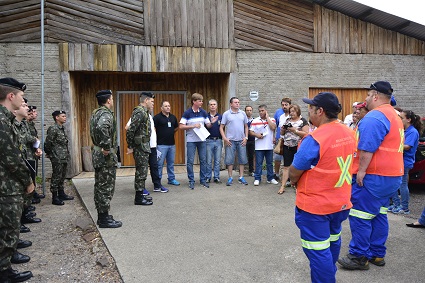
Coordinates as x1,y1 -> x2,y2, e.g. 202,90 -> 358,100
244,136 -> 248,140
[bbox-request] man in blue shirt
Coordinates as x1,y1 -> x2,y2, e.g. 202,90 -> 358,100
273,97 -> 291,181
179,93 -> 214,189
338,81 -> 403,270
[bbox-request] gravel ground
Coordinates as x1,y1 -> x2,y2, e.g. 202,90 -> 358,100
16,180 -> 122,283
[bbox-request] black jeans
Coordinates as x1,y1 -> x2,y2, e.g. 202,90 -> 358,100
246,140 -> 255,173
149,147 -> 162,188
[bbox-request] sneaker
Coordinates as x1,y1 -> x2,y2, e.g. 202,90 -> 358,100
238,177 -> 248,185
206,178 -> 211,183
143,189 -> 150,196
338,254 -> 370,270
168,180 -> 180,186
226,177 -> 233,186
200,182 -> 210,188
158,186 -> 169,193
273,174 -> 280,181
267,179 -> 279,185
214,178 -> 222,184
387,204 -> 396,212
189,182 -> 195,190
254,180 -> 260,186
369,257 -> 386,266
392,207 -> 410,214
250,172 -> 255,177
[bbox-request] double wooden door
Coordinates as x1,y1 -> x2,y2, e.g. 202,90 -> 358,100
118,91 -> 186,167
308,88 -> 368,120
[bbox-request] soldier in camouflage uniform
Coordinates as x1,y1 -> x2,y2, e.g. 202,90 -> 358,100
44,110 -> 74,205
0,77 -> 33,282
27,105 -> 45,201
13,99 -> 42,228
89,90 -> 122,228
126,92 -> 154,206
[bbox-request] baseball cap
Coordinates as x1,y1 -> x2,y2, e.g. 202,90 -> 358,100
355,102 -> 366,109
366,81 -> 393,95
302,92 -> 341,113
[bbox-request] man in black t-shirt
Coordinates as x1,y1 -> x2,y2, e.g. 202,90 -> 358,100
153,101 -> 180,185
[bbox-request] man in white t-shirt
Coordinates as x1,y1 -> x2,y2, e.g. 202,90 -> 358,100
343,102 -> 360,126
249,105 -> 278,185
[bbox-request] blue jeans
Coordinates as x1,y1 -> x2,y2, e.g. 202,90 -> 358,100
186,141 -> 207,183
390,167 -> 410,210
254,150 -> 273,181
419,207 -> 425,226
157,145 -> 176,182
206,139 -> 223,180
224,140 -> 248,165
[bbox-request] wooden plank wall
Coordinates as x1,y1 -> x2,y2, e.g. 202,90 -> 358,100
59,43 -> 236,73
71,72 -> 229,150
314,5 -> 425,55
0,0 -> 41,42
233,0 -> 314,51
0,0 -> 144,44
144,0 -> 235,49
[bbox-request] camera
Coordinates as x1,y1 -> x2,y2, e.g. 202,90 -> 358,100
283,123 -> 292,129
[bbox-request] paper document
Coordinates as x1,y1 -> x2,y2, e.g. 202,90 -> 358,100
193,126 -> 210,141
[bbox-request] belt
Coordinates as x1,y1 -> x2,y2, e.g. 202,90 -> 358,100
207,137 -> 222,140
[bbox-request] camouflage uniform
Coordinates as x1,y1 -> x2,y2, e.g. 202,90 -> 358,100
0,105 -> 32,273
13,119 -> 37,207
126,105 -> 151,191
90,106 -> 118,214
44,123 -> 70,193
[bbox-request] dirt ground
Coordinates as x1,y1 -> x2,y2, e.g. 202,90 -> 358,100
16,180 -> 123,282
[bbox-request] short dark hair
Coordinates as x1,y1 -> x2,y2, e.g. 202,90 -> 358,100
258,104 -> 267,110
229,97 -> 239,103
97,94 -> 111,106
281,97 -> 292,104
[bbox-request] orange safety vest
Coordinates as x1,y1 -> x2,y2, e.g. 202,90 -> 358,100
352,104 -> 404,176
296,121 -> 356,215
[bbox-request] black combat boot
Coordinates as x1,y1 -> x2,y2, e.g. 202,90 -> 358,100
21,211 -> 41,224
52,192 -> 64,206
1,267 -> 33,283
33,191 -> 45,199
11,252 -> 30,264
20,224 -> 30,233
17,239 -> 32,249
97,212 -> 122,228
58,189 -> 74,201
134,191 -> 153,205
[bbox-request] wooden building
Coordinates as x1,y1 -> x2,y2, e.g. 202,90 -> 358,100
1,0 -> 425,176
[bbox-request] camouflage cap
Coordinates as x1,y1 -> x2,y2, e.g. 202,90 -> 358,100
0,77 -> 27,91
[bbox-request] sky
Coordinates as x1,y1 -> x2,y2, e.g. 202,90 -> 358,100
354,0 -> 425,26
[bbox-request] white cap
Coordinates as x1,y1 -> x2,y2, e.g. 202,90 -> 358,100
352,102 -> 360,107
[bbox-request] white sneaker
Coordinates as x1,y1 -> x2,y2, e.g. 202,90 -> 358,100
254,180 -> 260,186
267,179 -> 279,185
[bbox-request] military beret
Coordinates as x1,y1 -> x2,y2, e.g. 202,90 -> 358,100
23,98 -> 28,104
52,110 -> 66,117
141,92 -> 155,98
0,77 -> 27,91
96,90 -> 112,98
28,106 -> 37,112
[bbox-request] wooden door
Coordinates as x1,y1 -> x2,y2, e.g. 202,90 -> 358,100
309,88 -> 367,120
118,92 -> 186,166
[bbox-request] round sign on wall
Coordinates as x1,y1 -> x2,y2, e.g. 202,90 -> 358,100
249,91 -> 259,101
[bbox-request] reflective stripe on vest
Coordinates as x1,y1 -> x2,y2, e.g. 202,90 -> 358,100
349,208 -> 375,220
301,238 -> 330,250
330,232 -> 341,242
380,207 -> 388,214
335,155 -> 353,187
